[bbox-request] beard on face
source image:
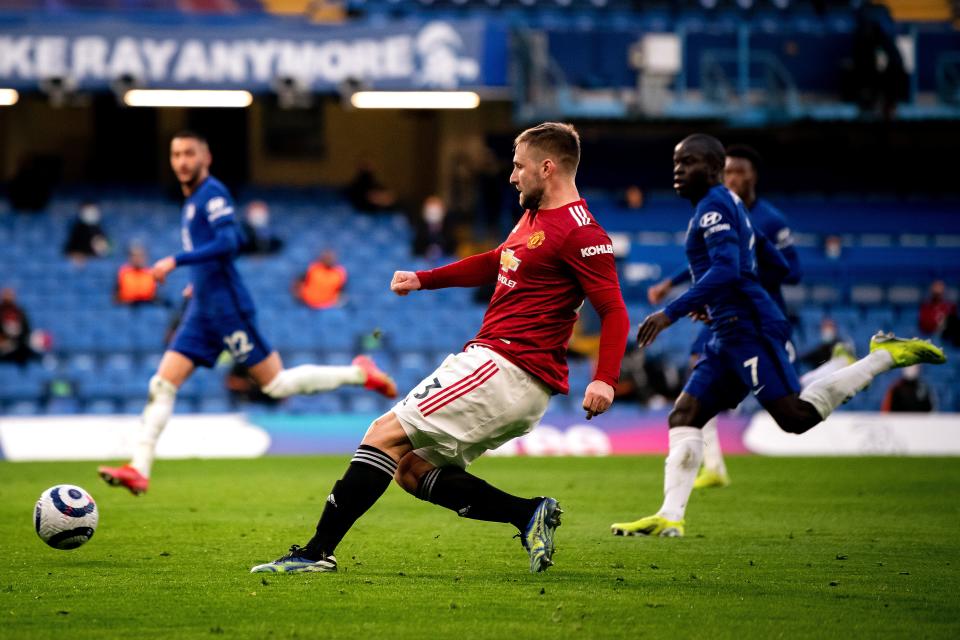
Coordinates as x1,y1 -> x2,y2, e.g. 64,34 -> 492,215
520,185 -> 544,212
179,166 -> 202,189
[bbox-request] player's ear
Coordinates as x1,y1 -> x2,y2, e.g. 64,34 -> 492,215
541,158 -> 554,179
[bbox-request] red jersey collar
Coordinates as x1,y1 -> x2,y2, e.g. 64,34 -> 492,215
529,198 -> 587,218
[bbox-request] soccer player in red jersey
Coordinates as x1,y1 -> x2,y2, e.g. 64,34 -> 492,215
251,122 -> 630,574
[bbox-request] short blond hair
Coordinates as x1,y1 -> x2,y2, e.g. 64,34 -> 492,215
514,122 -> 581,175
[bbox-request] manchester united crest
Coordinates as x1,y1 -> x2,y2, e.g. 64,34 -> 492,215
527,230 -> 546,249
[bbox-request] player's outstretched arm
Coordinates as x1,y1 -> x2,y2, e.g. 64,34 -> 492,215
409,247 -> 501,291
390,271 -> 421,296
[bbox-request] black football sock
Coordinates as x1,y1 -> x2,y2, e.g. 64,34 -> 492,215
302,445 -> 397,559
417,465 -> 541,531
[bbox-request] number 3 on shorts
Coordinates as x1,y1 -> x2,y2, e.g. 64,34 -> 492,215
743,356 -> 759,387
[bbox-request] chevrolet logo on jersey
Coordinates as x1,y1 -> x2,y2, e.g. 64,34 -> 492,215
500,248 -> 521,272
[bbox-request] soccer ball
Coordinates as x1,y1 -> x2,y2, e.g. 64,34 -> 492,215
34,485 -> 99,550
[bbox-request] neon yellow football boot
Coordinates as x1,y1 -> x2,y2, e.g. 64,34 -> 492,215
831,341 -> 857,366
611,515 -> 684,538
869,332 -> 946,367
693,466 -> 731,490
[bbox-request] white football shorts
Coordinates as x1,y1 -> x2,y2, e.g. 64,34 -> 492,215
392,345 -> 551,468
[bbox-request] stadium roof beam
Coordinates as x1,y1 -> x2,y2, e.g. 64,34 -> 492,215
0,89 -> 18,106
122,90 -> 253,108
350,91 -> 480,110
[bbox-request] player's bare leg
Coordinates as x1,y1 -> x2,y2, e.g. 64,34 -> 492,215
98,350 -> 194,495
612,392 -> 710,537
253,351 -> 397,399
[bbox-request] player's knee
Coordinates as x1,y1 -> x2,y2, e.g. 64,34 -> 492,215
148,375 -> 178,401
394,454 -> 418,495
394,467 -> 420,495
668,394 -> 699,428
395,453 -> 435,497
261,370 -> 290,399
768,397 -> 821,434
778,413 -> 820,435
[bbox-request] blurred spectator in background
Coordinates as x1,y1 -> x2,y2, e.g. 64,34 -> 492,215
295,249 -> 347,309
918,280 -> 959,342
621,185 -> 645,210
412,195 -> 458,259
345,160 -> 397,213
448,152 -> 477,225
849,0 -> 908,120
823,235 -> 843,261
475,146 -> 507,240
881,365 -> 934,412
63,201 -> 110,262
115,245 -> 157,306
239,200 -> 284,256
800,317 -> 847,369
614,344 -> 682,409
0,288 -> 39,365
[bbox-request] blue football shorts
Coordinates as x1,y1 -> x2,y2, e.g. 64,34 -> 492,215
169,307 -> 273,369
684,321 -> 800,415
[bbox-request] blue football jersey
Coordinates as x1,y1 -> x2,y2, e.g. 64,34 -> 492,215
179,176 -> 255,316
664,185 -> 787,336
747,198 -> 801,312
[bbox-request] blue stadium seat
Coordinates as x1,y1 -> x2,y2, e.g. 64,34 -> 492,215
7,399 -> 42,416
46,398 -> 81,415
84,399 -> 118,415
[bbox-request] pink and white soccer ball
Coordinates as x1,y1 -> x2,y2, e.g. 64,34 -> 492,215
34,485 -> 99,550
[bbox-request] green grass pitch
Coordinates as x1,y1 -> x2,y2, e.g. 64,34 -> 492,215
2,455 -> 959,639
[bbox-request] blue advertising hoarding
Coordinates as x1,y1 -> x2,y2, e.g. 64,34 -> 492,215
0,13 -> 508,91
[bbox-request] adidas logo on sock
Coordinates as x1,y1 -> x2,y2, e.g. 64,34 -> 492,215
457,506 -> 472,517
327,493 -> 337,508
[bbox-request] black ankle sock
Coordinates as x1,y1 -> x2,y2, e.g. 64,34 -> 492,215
417,466 -> 540,531
303,445 -> 397,559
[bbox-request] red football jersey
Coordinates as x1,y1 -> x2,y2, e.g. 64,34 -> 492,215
466,199 -> 621,394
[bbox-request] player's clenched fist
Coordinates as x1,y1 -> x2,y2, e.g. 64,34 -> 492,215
582,379 -> 614,420
151,256 -> 177,283
390,271 -> 421,296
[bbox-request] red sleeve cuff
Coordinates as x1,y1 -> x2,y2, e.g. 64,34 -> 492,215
415,270 -> 436,290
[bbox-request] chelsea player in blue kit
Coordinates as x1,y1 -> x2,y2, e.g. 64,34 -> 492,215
647,144 -> 812,489
98,132 -> 397,495
611,134 -> 946,537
